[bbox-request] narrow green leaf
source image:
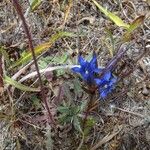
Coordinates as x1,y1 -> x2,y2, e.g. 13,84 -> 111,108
4,76 -> 40,92
57,106 -> 69,114
127,15 -> 145,32
92,0 -> 129,28
105,28 -> 115,57
123,15 -> 145,42
73,116 -> 83,133
10,31 -> 75,69
30,0 -> 41,11
73,79 -> 82,94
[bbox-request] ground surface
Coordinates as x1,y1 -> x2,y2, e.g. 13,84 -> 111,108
0,0 -> 150,150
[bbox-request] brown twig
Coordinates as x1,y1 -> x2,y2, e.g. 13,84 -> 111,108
12,0 -> 55,125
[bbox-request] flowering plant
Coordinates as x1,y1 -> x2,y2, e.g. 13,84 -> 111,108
72,53 -> 117,98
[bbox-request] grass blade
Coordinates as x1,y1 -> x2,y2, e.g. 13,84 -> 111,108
123,15 -> 145,42
30,0 -> 41,11
128,15 -> 145,32
105,28 -> 115,57
61,0 -> 73,28
10,31 -> 75,69
92,0 -> 129,28
4,75 -> 40,92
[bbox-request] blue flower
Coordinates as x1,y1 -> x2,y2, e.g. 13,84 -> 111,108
72,53 -> 101,84
72,53 -> 117,99
95,72 -> 117,98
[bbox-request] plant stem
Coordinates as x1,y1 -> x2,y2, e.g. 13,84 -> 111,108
12,0 -> 54,125
0,53 -> 3,91
83,91 -> 95,130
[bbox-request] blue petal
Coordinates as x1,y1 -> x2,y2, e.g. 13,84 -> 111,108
112,76 -> 117,83
95,78 -> 108,86
109,77 -> 117,86
78,56 -> 86,66
95,78 -> 103,85
72,67 -> 81,73
100,89 -> 108,98
103,71 -> 111,81
81,73 -> 88,82
94,68 -> 102,73
90,52 -> 97,65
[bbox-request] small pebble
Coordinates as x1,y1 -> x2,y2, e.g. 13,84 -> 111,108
142,86 -> 149,96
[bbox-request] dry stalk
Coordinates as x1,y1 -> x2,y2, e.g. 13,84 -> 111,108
12,0 -> 55,125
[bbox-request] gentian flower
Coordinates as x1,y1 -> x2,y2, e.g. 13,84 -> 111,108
95,71 -> 117,98
72,53 -> 101,84
72,53 -> 117,99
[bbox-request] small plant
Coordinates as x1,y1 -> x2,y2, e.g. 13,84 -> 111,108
1,0 -> 147,149
72,53 -> 117,99
58,99 -> 87,133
